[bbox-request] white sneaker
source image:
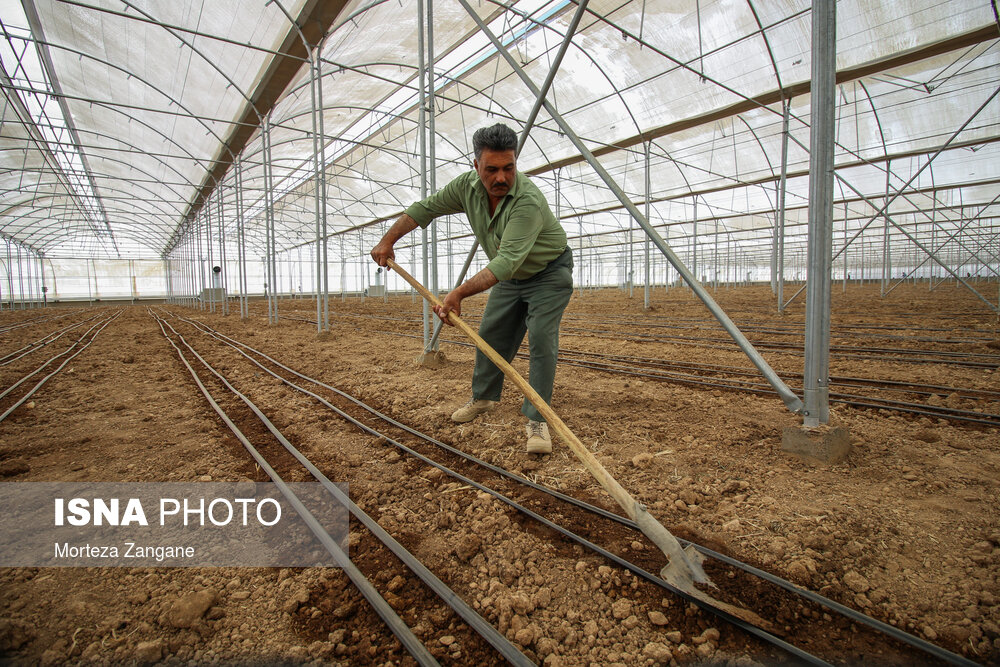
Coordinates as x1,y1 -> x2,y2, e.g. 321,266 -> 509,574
526,420 -> 552,454
451,398 -> 497,423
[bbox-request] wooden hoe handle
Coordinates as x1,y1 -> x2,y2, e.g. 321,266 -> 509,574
386,259 -> 638,515
385,259 -> 713,589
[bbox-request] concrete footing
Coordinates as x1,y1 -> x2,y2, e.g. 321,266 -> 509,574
414,350 -> 447,368
781,425 -> 852,464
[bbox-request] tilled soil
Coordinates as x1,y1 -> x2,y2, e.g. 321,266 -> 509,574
0,282 -> 998,666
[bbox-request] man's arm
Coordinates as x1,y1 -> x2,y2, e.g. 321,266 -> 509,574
370,214 -> 419,267
433,267 -> 498,326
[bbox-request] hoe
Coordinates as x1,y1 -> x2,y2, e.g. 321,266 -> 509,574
386,258 -> 768,626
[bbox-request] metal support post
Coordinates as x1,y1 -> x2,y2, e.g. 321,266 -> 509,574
25,249 -> 33,308
235,158 -> 248,319
628,215 -> 634,297
198,213 -> 206,310
802,0 -> 836,427
776,100 -> 790,311
319,71 -> 329,331
881,165 -> 891,296
310,48 -> 325,333
457,0 -> 803,412
421,1 -> 588,354
417,0 -> 430,347
166,258 -> 173,303
713,216 -> 719,291
263,115 -> 278,324
5,241 -> 12,310
16,245 -> 23,309
842,203 -> 848,291
691,197 -> 697,287
644,141 -> 651,309
217,186 -> 228,315
428,0 -> 439,350
206,200 -> 215,313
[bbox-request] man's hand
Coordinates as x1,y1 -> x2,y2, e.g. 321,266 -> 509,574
370,214 -> 419,268
370,240 -> 394,268
433,290 -> 463,326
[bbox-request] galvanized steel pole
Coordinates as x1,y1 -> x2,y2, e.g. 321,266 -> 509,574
317,52 -> 330,330
422,2 -> 589,354
311,49 -> 324,333
802,0 -> 836,427
644,141 -> 651,309
428,0 -> 439,351
776,100 -> 790,312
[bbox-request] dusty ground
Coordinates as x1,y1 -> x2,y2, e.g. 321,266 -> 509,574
0,281 -> 998,665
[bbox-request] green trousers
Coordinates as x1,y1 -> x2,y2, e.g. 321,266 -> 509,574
471,248 -> 573,422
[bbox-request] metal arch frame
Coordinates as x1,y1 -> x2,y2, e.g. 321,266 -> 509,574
0,69 -> 114,253
306,0 -> 581,171
2,138 -> 202,214
850,80 -> 1000,283
216,1 -> 998,277
52,0 -> 308,62
2,223 -> 167,257
230,42 -> 551,257
0,192 -> 180,249
521,23 -> 998,172
169,0 -> 350,256
0,33 -> 244,248
20,0 -> 116,254
463,5 -> 648,143
3,3 -> 996,308
1,198 -> 182,243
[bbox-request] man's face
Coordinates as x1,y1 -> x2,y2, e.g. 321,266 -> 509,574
474,148 -> 516,200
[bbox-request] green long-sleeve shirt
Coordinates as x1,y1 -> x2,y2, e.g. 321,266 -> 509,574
404,170 -> 567,281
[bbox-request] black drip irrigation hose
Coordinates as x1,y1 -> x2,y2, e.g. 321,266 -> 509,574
558,315 -> 991,346
175,312 -> 977,667
556,355 -> 1000,426
0,310 -> 122,423
157,320 -> 438,661
561,326 -> 1000,368
0,312 -> 105,366
562,348 -> 1000,401
152,310 -> 533,667
154,313 -> 440,667
307,310 -> 999,362
166,311 -> 830,667
0,311 -> 76,334
374,329 -> 1000,427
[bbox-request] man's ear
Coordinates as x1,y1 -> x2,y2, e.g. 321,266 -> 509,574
473,159 -> 479,170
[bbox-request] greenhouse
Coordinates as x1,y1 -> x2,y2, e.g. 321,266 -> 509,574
0,0 -> 998,664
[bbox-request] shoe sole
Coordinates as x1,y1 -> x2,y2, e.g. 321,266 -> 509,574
526,442 -> 552,454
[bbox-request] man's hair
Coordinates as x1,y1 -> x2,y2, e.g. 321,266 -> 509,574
472,123 -> 517,160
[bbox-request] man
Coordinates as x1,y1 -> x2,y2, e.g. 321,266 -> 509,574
370,123 -> 572,455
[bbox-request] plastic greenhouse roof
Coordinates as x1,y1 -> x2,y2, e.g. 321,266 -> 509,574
0,0 -> 997,263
